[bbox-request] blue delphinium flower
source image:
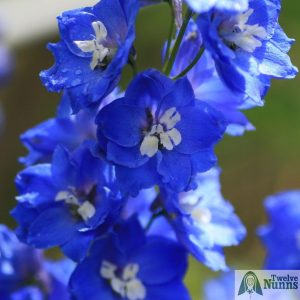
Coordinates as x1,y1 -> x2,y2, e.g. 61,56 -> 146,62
20,89 -> 121,166
197,0 -> 298,103
170,20 -> 256,136
122,168 -> 246,271
258,190 -> 300,270
40,0 -> 138,112
96,69 -> 227,195
12,144 -> 123,261
70,217 -> 190,300
162,168 -> 246,271
0,225 -> 73,300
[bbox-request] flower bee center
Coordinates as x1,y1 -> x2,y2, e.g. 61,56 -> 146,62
55,189 -> 96,221
140,107 -> 182,158
100,261 -> 146,300
219,9 -> 267,53
74,21 -> 117,70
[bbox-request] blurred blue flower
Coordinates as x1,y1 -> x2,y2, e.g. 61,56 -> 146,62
197,0 -> 297,104
258,190 -> 300,270
40,0 -> 138,112
0,22 -> 13,86
96,69 -> 227,195
141,0 -> 248,14
163,168 -> 246,271
0,225 -> 73,300
70,218 -> 190,300
203,273 -> 234,300
185,0 -> 248,14
0,44 -> 12,85
170,20 -> 255,136
12,144 -> 123,261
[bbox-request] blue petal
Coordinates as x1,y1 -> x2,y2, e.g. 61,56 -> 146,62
115,158 -> 159,196
157,151 -> 192,192
61,230 -> 94,262
58,7 -> 96,56
185,0 -> 248,13
114,217 -> 146,254
132,236 -> 187,285
145,279 -> 191,300
96,99 -> 146,147
15,164 -> 55,205
10,287 -> 44,300
19,118 -> 78,166
176,102 -> 227,154
190,148 -> 217,174
107,142 -> 149,168
11,204 -> 39,242
125,69 -> 174,109
191,246 -> 228,271
51,146 -> 76,189
92,0 -> 129,40
159,77 -> 195,113
70,260 -> 116,300
28,204 -> 78,249
256,25 -> 298,79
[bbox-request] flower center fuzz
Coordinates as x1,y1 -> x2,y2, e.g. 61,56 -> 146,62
219,9 -> 267,53
100,261 -> 146,300
140,107 -> 182,157
55,189 -> 96,221
74,21 -> 116,70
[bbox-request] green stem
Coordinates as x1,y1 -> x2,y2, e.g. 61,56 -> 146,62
145,211 -> 165,232
163,8 -> 193,76
131,61 -> 137,77
172,46 -> 205,80
163,1 -> 175,64
129,54 -> 137,77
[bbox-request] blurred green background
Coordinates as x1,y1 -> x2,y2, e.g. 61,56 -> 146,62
0,2 -> 299,299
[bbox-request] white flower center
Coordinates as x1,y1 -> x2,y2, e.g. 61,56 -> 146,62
179,193 -> 212,224
191,207 -> 212,224
74,21 -> 116,70
55,189 -> 96,221
140,107 -> 182,157
219,9 -> 267,53
100,261 -> 146,300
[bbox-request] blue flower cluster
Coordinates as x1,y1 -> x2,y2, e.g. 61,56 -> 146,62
0,225 -> 73,299
11,0 -> 296,298
258,190 -> 300,270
